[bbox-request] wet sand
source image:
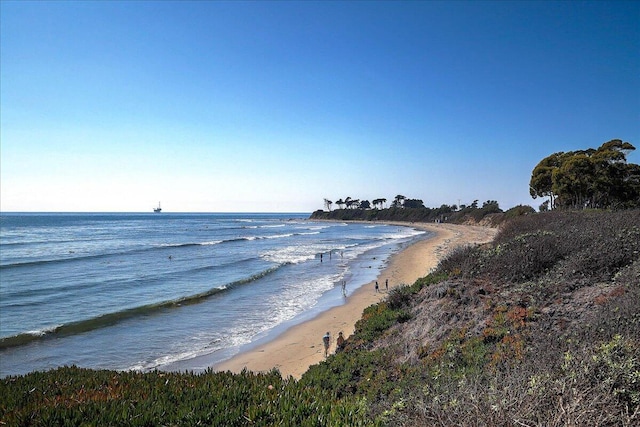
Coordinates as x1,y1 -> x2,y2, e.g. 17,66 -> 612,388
214,222 -> 497,378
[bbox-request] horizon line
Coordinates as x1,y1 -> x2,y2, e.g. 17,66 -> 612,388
0,211 -> 314,215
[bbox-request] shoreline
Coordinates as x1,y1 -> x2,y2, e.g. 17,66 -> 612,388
214,222 -> 497,379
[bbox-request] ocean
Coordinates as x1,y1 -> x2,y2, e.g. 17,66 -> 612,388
0,213 -> 429,378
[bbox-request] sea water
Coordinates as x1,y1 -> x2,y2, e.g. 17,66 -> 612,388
0,213 -> 428,377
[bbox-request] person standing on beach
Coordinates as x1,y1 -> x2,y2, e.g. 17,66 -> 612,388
323,332 -> 330,357
342,280 -> 347,297
385,279 -> 388,291
336,331 -> 345,353
375,281 -> 379,293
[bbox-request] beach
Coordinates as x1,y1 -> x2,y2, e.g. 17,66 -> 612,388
214,222 -> 498,378
2,214 -> 433,377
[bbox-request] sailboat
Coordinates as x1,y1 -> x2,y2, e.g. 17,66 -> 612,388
153,202 -> 162,213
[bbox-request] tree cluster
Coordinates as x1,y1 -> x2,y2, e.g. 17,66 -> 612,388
312,198 -> 517,226
324,195 -> 423,211
323,195 -> 509,215
530,139 -> 640,210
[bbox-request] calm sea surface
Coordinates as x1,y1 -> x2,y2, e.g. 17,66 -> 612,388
0,213 -> 428,377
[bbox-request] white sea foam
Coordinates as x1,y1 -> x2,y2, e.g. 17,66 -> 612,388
131,333 -> 244,372
130,349 -> 202,372
26,325 -> 60,337
304,225 -> 331,231
159,242 -> 185,247
260,241 -> 361,264
381,229 -> 426,240
261,245 -> 319,264
1,212 -> 427,378
264,233 -> 294,239
267,273 -> 341,325
201,240 -> 223,246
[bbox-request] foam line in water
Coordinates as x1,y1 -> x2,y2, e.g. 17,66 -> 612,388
0,264 -> 285,350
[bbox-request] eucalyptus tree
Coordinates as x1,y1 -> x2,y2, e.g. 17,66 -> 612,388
589,140 -> 637,208
530,139 -> 638,209
529,152 -> 566,209
553,153 -> 595,208
323,199 -> 333,211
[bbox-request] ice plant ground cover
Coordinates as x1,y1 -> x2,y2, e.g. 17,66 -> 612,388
2,210 -> 639,426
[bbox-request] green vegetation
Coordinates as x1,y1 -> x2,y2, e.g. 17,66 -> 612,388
303,209 -> 640,426
530,139 -> 640,210
0,367 -> 374,426
2,211 -> 638,426
316,139 -> 640,225
311,199 -> 518,225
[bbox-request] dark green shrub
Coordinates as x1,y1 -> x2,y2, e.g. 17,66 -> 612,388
504,204 -> 536,218
386,286 -> 413,310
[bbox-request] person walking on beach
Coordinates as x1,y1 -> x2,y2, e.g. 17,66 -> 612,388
323,332 -> 330,357
342,280 -> 347,297
385,279 -> 388,291
336,331 -> 345,353
375,281 -> 379,293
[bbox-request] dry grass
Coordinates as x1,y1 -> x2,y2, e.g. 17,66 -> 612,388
337,210 -> 640,426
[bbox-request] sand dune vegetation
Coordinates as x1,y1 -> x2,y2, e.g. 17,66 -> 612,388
303,209 -> 640,426
2,209 -> 638,426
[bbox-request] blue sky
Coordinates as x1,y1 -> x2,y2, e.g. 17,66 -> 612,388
1,1 -> 638,212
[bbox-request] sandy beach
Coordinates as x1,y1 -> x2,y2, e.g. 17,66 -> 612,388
214,222 -> 497,379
